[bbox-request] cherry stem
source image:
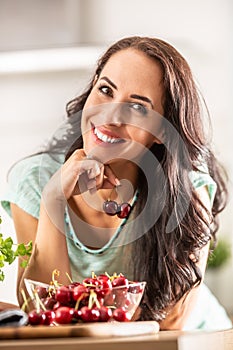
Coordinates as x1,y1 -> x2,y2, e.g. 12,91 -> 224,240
83,283 -> 97,288
104,271 -> 111,279
92,291 -> 101,309
110,272 -> 119,282
66,272 -> 73,284
74,292 -> 89,310
115,184 -> 123,203
88,290 -> 100,309
105,183 -> 122,202
91,271 -> 96,279
88,290 -> 95,309
20,289 -> 30,312
52,269 -> 60,287
48,284 -> 56,297
34,290 -> 47,312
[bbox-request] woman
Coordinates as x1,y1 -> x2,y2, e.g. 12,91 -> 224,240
1,36 -> 232,330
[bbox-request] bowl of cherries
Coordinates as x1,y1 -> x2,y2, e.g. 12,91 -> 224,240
24,271 -> 146,326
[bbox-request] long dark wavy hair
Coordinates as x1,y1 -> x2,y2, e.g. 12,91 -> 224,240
48,36 -> 228,322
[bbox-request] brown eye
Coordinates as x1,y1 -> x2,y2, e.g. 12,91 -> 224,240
99,85 -> 113,97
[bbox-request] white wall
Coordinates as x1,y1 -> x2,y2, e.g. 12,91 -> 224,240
0,69 -> 91,303
0,0 -> 232,312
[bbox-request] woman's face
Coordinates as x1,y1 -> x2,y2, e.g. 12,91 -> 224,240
81,48 -> 164,164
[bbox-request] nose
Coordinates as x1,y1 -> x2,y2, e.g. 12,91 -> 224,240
106,103 -> 124,127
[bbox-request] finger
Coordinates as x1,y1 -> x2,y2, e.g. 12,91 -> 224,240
72,150 -> 104,179
104,165 -> 120,186
78,171 -> 98,194
87,162 -> 103,179
101,178 -> 116,190
74,173 -> 87,195
87,179 -> 97,190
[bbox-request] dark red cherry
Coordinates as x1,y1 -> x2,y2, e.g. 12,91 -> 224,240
28,309 -> 43,325
55,286 -> 73,304
104,293 -> 115,307
43,297 -> 57,310
83,277 -> 99,289
98,306 -> 112,322
73,284 -> 89,301
103,200 -> 119,215
112,276 -> 129,288
97,274 -> 110,282
55,306 -> 73,324
112,276 -> 129,303
113,308 -> 130,322
95,279 -> 112,298
41,310 -> 56,325
70,308 -> 81,323
68,281 -> 81,291
117,203 -> 132,219
34,285 -> 48,299
128,283 -> 142,294
80,306 -> 100,322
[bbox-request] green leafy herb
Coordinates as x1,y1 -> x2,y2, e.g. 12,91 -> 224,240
0,216 -> 32,281
207,239 -> 232,269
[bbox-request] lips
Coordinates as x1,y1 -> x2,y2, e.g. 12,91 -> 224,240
91,124 -> 125,144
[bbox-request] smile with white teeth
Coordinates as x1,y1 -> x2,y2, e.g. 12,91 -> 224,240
94,127 -> 123,143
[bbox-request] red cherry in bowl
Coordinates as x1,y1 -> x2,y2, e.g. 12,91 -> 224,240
55,306 -> 73,324
28,310 -> 43,326
73,284 -> 89,301
43,297 -> 57,310
98,306 -> 112,322
96,279 -> 112,298
80,306 -> 100,322
41,310 -> 56,325
34,285 -> 48,299
113,307 -> 130,322
112,276 -> 129,288
83,277 -> 99,289
55,286 -> 73,304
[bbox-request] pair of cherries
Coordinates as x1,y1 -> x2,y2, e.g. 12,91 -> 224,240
103,200 -> 132,219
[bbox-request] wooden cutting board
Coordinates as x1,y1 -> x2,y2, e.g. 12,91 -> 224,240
0,321 -> 159,339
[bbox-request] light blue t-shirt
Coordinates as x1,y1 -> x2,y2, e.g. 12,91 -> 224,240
1,153 -> 232,331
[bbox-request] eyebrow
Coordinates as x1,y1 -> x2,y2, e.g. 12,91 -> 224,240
100,76 -> 117,90
130,94 -> 154,109
100,76 -> 154,108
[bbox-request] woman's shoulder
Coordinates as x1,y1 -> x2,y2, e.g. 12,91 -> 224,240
10,152 -> 63,173
8,153 -> 64,184
1,153 -> 64,219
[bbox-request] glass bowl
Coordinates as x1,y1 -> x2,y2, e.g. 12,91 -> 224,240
24,277 -> 146,323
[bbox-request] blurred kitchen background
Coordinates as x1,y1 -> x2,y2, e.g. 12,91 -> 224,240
0,0 -> 233,316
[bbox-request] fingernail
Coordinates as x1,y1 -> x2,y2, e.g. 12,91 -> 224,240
115,178 -> 121,186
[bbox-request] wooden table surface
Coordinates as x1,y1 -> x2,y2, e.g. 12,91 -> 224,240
0,323 -> 233,350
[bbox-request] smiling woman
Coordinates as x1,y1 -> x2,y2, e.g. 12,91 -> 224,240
0,36 -> 232,331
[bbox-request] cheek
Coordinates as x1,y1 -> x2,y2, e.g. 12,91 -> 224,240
83,88 -> 101,110
128,127 -> 156,148
81,92 -> 104,129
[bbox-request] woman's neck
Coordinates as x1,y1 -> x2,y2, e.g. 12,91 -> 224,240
103,160 -> 139,198
68,160 -> 138,224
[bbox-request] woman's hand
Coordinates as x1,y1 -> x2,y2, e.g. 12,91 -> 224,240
60,149 -> 119,200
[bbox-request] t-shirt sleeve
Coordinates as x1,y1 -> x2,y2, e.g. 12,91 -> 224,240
189,166 -> 217,207
1,153 -> 62,219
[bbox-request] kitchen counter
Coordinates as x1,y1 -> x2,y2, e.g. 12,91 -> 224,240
0,322 -> 233,350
